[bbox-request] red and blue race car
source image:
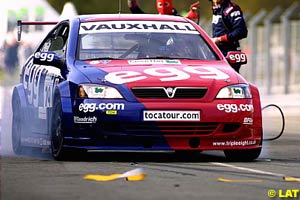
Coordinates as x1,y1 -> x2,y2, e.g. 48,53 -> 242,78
12,14 -> 262,161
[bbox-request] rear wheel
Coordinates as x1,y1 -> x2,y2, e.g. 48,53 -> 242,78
224,148 -> 262,162
11,94 -> 24,155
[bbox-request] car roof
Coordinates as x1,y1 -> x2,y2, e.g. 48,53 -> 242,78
77,13 -> 189,23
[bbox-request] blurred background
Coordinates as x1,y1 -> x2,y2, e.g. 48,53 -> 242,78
1,0 -> 300,95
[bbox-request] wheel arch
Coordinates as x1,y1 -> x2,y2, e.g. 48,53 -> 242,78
12,84 -> 28,111
249,83 -> 262,128
249,83 -> 263,145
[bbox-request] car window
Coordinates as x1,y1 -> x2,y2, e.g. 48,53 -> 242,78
77,21 -> 218,61
38,23 -> 69,57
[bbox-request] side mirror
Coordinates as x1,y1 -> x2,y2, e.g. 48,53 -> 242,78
225,51 -> 247,66
33,52 -> 64,68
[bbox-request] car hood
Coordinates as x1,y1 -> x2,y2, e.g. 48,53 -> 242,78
75,59 -> 246,89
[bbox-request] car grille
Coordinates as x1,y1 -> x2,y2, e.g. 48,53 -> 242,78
131,87 -> 207,98
102,122 -> 219,136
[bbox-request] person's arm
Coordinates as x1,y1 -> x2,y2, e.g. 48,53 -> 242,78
185,1 -> 200,23
218,4 -> 248,44
128,0 -> 145,14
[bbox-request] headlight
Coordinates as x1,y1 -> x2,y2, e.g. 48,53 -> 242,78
216,84 -> 252,99
78,84 -> 123,99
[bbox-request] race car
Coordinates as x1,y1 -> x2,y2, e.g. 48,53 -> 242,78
12,14 -> 263,161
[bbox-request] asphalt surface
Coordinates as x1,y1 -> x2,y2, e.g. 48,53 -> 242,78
1,85 -> 300,200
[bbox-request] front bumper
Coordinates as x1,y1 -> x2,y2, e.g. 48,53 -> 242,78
60,97 -> 262,151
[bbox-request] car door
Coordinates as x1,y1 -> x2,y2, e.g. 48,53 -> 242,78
21,22 -> 69,134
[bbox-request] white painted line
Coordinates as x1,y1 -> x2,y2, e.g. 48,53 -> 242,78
210,162 -> 286,177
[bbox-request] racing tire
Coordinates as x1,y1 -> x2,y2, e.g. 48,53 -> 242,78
224,148 -> 262,162
51,91 -> 68,161
51,91 -> 87,161
11,93 -> 24,155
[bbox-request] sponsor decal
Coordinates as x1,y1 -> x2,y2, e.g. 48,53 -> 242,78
105,66 -> 230,84
21,137 -> 51,146
232,88 -> 244,98
128,60 -> 181,65
230,10 -> 241,17
74,116 -> 97,124
243,117 -> 253,125
100,60 -> 112,64
106,110 -> 117,115
23,61 -> 61,108
79,21 -> 198,34
227,52 -> 247,64
90,61 -> 101,65
34,52 -> 55,62
143,110 -> 200,121
212,15 -> 222,24
217,104 -> 254,113
94,87 -> 104,93
89,60 -> 112,64
78,103 -> 125,113
225,7 -> 234,15
213,140 -> 256,147
38,107 -> 47,120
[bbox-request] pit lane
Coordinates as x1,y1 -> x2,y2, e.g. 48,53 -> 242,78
1,86 -> 300,200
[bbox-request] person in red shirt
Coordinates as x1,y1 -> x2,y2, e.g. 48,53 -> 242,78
185,1 -> 200,23
128,0 -> 200,23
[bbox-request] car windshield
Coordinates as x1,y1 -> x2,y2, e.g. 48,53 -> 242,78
77,20 -> 218,61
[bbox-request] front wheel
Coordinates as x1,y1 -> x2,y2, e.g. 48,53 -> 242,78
50,91 -> 86,161
224,148 -> 262,162
51,92 -> 67,160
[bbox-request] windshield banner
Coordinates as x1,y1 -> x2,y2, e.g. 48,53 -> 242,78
79,21 -> 198,34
